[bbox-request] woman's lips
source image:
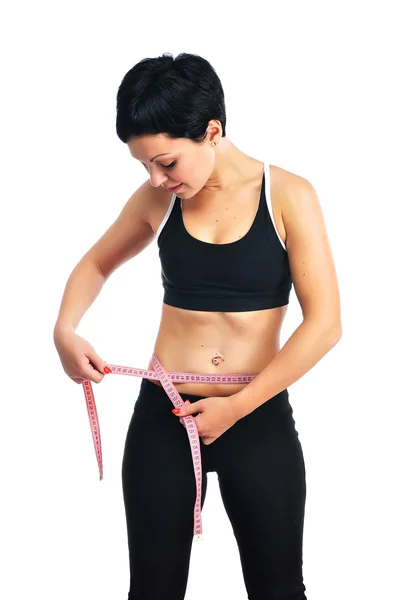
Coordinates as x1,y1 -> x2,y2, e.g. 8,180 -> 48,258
168,183 -> 182,192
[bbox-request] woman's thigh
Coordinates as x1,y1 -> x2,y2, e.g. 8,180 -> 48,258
213,392 -> 308,599
121,379 -> 209,600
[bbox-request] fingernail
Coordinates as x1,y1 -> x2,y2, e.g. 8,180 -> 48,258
172,408 -> 181,415
104,366 -> 111,374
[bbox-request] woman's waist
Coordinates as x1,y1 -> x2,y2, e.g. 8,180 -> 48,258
146,336 -> 279,397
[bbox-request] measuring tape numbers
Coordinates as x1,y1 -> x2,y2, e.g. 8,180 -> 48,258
81,352 -> 259,540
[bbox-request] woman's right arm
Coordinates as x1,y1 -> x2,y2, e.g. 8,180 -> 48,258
53,259 -> 107,340
53,180 -> 157,382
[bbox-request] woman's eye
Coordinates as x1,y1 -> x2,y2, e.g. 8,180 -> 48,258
140,161 -> 176,170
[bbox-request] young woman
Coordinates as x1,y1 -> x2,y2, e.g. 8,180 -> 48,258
54,52 -> 342,600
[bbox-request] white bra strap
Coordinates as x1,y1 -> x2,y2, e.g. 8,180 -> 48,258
264,163 -> 287,252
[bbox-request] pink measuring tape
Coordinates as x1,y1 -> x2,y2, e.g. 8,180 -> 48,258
82,352 -> 259,541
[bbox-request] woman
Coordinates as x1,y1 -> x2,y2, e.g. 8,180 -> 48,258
54,52 -> 342,600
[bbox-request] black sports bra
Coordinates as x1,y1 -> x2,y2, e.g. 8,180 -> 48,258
156,163 -> 292,312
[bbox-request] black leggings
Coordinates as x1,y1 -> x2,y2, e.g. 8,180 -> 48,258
122,377 -> 307,599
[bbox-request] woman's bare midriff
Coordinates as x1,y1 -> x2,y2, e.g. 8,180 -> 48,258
145,156 -> 291,397
146,302 -> 288,396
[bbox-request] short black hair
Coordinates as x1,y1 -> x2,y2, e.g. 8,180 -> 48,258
116,52 -> 227,145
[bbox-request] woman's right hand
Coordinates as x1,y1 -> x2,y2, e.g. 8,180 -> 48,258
54,329 -> 109,385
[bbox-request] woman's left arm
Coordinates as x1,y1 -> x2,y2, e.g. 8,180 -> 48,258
230,173 -> 342,420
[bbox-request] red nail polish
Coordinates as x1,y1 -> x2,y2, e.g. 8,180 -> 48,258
172,408 -> 181,414
104,366 -> 111,374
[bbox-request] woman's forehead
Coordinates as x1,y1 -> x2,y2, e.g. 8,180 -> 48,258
128,134 -> 186,161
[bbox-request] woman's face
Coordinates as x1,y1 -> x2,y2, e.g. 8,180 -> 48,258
127,132 -> 217,198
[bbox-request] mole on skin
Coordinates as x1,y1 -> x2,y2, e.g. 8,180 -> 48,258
200,344 -> 225,366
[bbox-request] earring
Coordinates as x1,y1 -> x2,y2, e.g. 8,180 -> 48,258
211,142 -> 216,146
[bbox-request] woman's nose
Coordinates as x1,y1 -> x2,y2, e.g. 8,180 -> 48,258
149,171 -> 168,187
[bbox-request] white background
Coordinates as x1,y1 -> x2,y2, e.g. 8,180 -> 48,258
1,1 -> 416,598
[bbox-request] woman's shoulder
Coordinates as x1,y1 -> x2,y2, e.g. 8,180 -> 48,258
268,162 -> 315,209
266,163 -> 316,247
269,162 -> 309,190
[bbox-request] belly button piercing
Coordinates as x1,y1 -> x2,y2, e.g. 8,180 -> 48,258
211,352 -> 224,366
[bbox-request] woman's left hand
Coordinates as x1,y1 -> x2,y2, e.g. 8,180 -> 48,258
174,395 -> 240,445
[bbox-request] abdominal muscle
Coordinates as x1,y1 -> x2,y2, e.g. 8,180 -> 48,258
146,301 -> 288,397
